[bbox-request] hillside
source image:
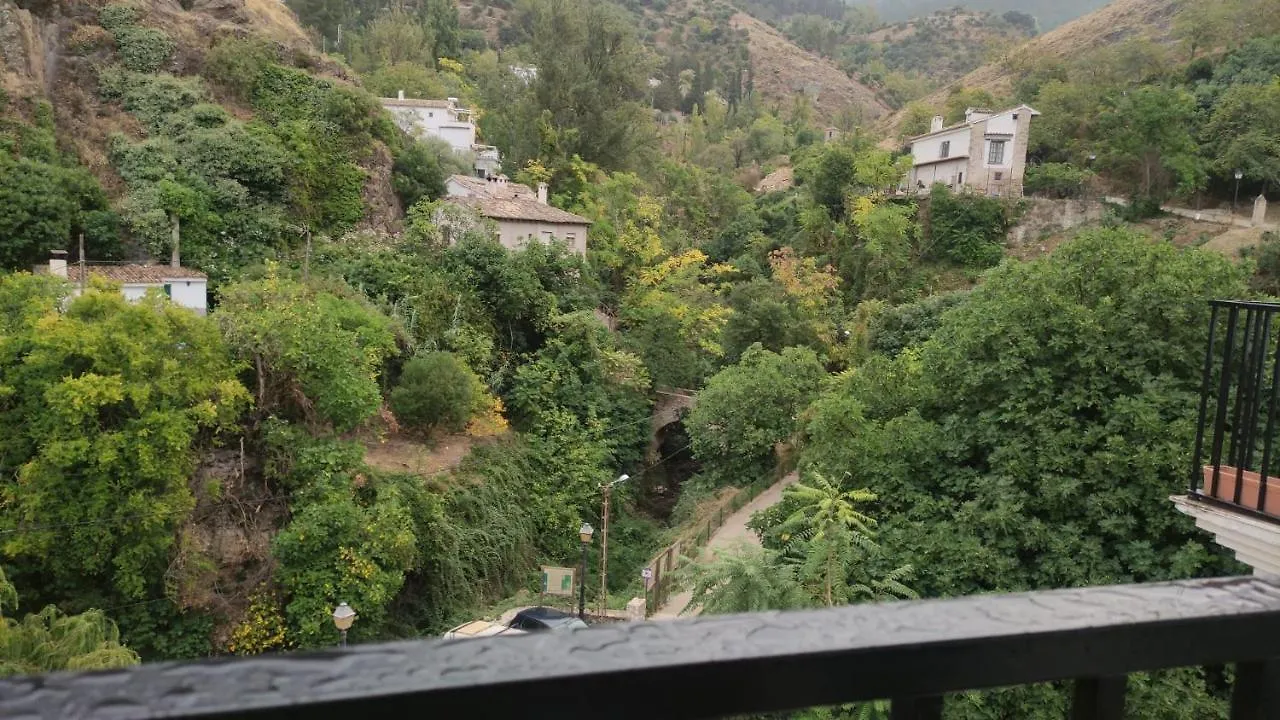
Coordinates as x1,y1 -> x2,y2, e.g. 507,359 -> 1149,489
879,0 -> 1183,138
728,10 -> 889,122
864,0 -> 1115,30
855,8 -> 1034,89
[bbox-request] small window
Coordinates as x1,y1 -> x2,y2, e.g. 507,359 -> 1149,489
1013,113 -> 1019,120
428,112 -> 434,118
994,171 -> 1004,181
542,230 -> 555,240
163,284 -> 172,298
988,140 -> 1007,165
957,172 -> 964,185
940,140 -> 950,159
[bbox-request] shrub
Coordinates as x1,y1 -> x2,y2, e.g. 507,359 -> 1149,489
203,37 -> 277,101
1024,162 -> 1095,199
928,184 -> 1014,268
98,3 -> 141,32
113,26 -> 174,73
390,352 -> 481,432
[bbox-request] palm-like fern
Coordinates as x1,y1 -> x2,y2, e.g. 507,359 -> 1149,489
679,543 -> 812,615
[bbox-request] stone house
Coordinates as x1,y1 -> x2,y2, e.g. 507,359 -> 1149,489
906,105 -> 1040,197
444,175 -> 590,255
46,251 -> 209,314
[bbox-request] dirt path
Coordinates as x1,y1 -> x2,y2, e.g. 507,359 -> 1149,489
652,472 -> 799,620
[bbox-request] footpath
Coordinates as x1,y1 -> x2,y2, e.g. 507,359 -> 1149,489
651,472 -> 798,620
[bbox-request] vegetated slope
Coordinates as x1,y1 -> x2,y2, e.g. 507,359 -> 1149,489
852,8 -> 1034,92
864,0 -> 1114,30
878,0 -> 1182,138
729,11 -> 889,122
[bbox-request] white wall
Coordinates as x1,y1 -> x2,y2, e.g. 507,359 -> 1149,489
911,127 -> 969,167
493,219 -> 588,255
384,105 -> 477,153
168,280 -> 208,315
113,282 -> 208,315
910,158 -> 969,190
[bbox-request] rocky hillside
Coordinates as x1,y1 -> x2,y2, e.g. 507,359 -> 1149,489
729,10 -> 889,122
1,0 -> 404,239
878,0 -> 1182,138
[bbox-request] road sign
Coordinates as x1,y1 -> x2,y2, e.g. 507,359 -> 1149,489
641,567 -> 654,588
541,567 -> 576,597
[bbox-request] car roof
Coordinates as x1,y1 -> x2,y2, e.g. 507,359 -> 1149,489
516,606 -> 574,620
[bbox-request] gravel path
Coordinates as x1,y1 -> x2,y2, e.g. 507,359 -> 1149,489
651,472 -> 799,620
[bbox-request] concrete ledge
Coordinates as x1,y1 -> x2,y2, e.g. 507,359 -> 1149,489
1172,494 -> 1280,575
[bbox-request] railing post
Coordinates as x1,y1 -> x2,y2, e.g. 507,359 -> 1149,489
1072,676 -> 1127,720
1212,305 -> 1242,497
890,696 -> 943,720
1193,304 -> 1222,494
1231,659 -> 1280,720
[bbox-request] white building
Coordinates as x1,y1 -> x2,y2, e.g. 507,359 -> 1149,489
380,92 -> 503,178
47,252 -> 208,315
444,174 -> 589,255
906,105 -> 1040,197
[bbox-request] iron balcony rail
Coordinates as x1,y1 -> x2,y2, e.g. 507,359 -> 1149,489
0,577 -> 1278,719
1193,300 -> 1280,520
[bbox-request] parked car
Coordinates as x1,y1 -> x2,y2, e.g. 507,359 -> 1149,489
507,606 -> 589,632
443,620 -> 527,640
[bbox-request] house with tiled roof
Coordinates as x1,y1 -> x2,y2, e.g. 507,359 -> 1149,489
444,175 -> 590,255
47,251 -> 209,315
905,105 -> 1040,197
381,93 -> 503,179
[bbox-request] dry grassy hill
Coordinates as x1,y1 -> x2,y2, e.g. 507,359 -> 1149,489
878,0 -> 1182,138
729,11 -> 889,123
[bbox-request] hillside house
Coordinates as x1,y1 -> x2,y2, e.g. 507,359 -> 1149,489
380,92 -> 502,179
906,105 -> 1039,197
444,174 -> 589,254
46,251 -> 208,314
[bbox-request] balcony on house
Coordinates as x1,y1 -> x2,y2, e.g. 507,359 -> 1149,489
1177,300 -> 1280,575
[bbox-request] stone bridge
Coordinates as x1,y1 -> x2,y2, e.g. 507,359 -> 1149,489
648,387 -> 697,463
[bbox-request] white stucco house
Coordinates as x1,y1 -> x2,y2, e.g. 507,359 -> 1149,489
47,252 -> 208,315
380,93 -> 503,179
905,105 -> 1040,197
444,174 -> 590,255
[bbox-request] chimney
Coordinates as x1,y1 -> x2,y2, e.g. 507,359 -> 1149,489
397,89 -> 405,101
496,174 -> 508,186
537,182 -> 548,205
965,107 -> 992,124
930,115 -> 944,133
447,96 -> 459,106
49,250 -> 68,279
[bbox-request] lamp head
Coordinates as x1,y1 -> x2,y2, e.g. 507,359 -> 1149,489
579,522 -> 595,544
1236,170 -> 1245,180
332,602 -> 357,631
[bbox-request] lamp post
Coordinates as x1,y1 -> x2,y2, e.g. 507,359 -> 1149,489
578,523 -> 594,620
332,602 -> 356,648
1235,170 -> 1245,215
599,474 -> 630,614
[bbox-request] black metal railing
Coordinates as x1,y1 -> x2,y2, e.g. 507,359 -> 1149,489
0,577 -> 1278,719
1192,300 -> 1280,520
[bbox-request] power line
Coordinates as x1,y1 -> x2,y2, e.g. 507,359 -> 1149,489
0,497 -> 290,537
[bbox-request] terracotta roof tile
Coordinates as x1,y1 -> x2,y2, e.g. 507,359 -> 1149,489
68,265 -> 207,284
448,174 -> 538,200
453,197 -> 591,225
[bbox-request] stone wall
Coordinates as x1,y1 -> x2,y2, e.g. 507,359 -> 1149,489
1007,198 -> 1108,247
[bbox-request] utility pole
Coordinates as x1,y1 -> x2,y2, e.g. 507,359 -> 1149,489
78,233 -> 86,294
599,474 -> 629,615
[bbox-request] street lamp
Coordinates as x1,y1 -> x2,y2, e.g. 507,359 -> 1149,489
1235,169 -> 1245,214
578,523 -> 594,619
599,475 -> 630,614
332,602 -> 356,648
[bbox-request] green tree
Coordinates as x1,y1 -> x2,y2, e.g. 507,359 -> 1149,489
517,0 -> 654,170
216,271 -> 398,432
1096,86 -> 1204,202
1203,81 -> 1280,190
686,344 -> 826,484
0,277 -> 249,603
0,569 -> 138,676
390,352 -> 482,432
